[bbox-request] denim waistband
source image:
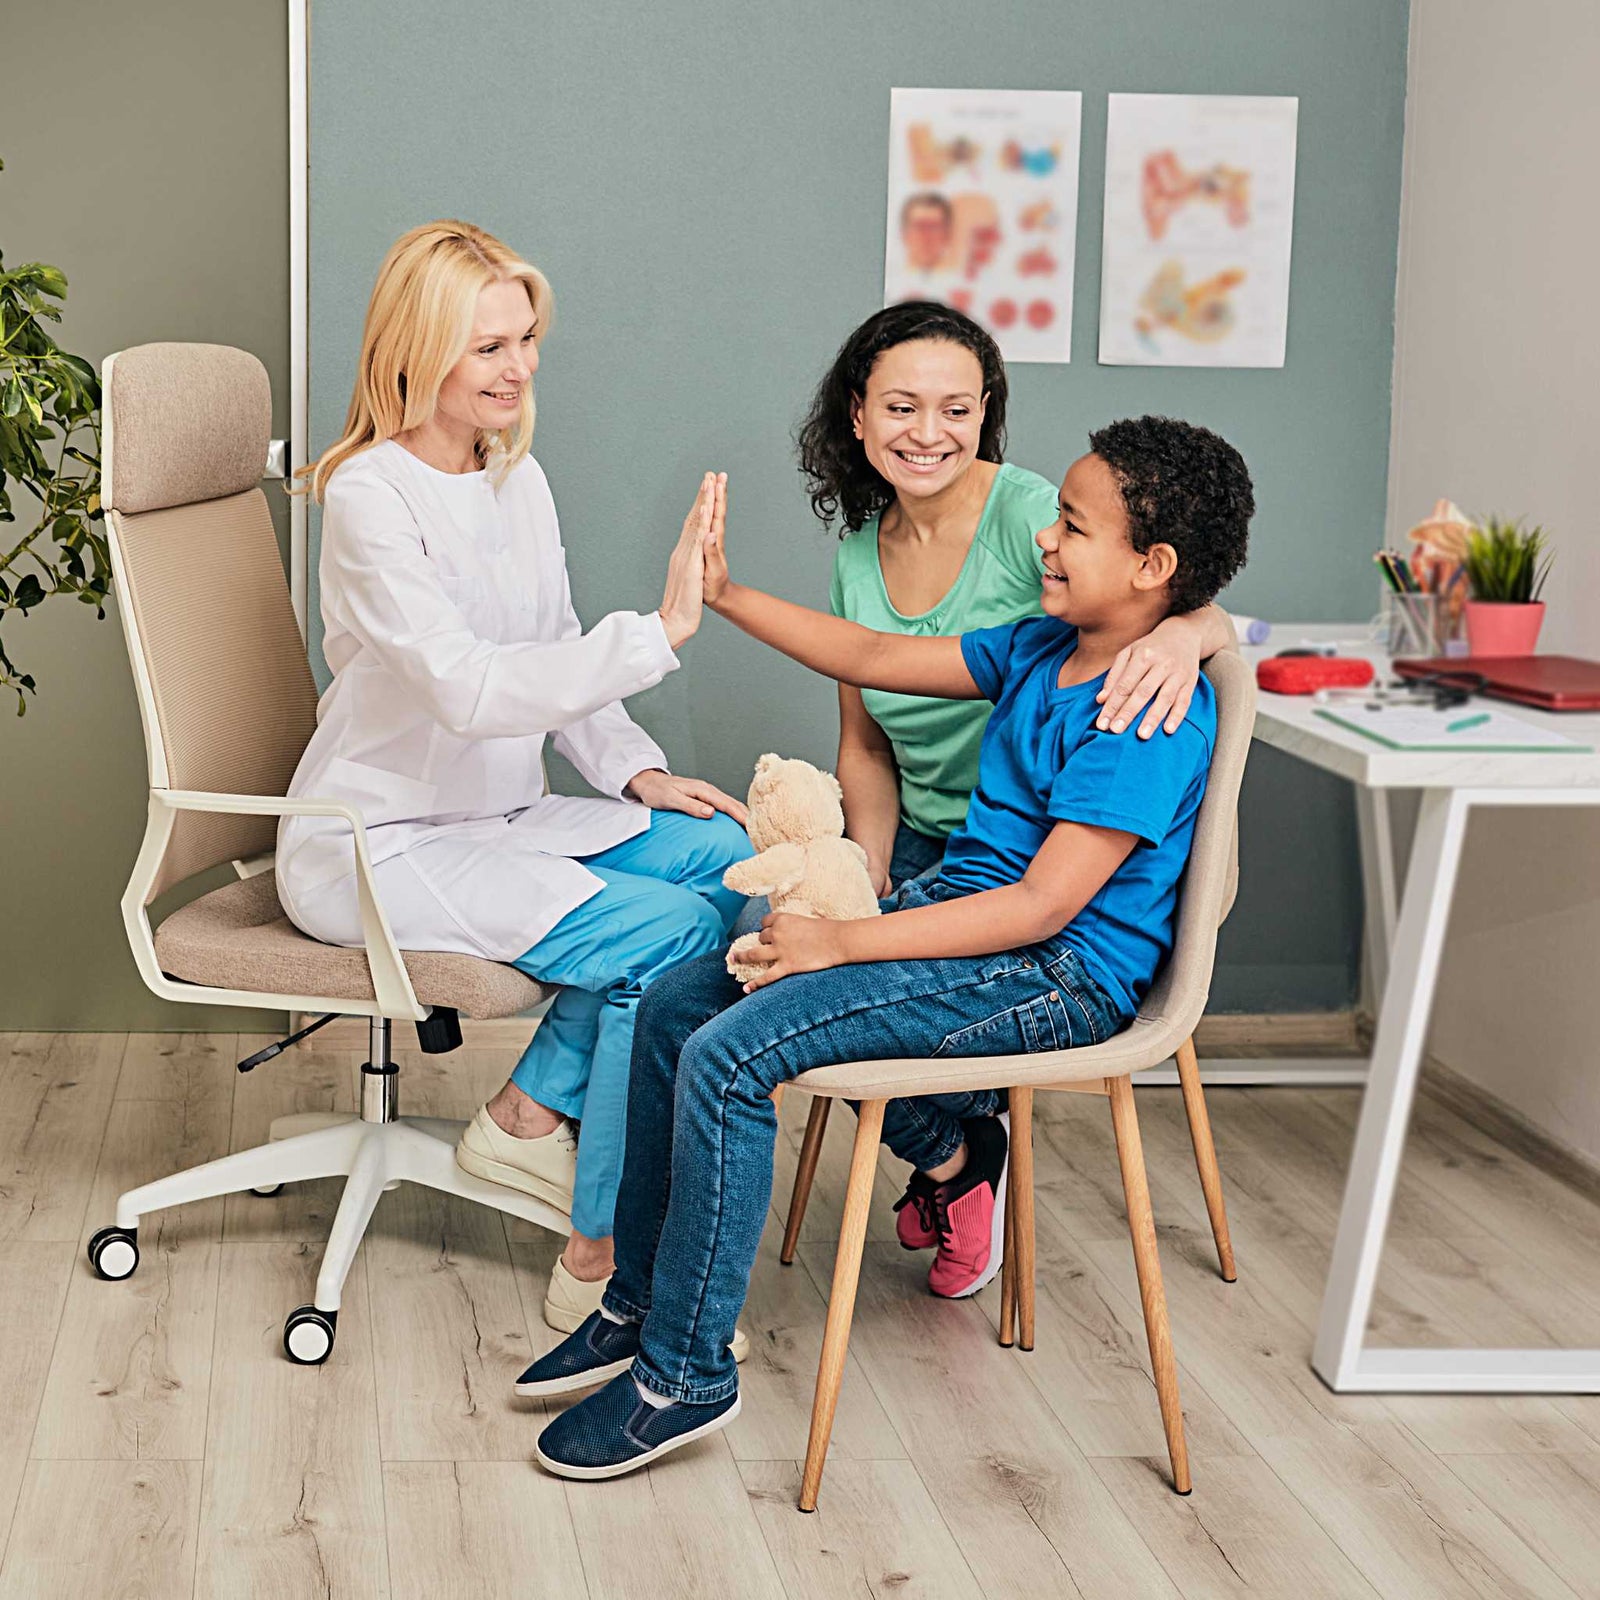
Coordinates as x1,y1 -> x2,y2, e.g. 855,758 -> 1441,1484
894,877 -> 962,909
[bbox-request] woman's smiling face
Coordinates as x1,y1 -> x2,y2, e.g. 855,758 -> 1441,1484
433,276 -> 540,437
851,337 -> 988,505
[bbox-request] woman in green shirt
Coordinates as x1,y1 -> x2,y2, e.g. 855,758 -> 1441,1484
800,302 -> 1233,895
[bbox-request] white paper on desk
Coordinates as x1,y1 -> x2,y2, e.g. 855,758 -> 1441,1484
1313,705 -> 1591,752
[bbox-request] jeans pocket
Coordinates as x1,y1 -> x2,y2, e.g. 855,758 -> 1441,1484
1041,948 -> 1120,1045
933,991 -> 1072,1058
976,950 -> 1036,982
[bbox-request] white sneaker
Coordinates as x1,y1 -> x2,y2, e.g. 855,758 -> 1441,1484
543,1255 -> 609,1334
455,1104 -> 577,1213
541,1258 -> 751,1363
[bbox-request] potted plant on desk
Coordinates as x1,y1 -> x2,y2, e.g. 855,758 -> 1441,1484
1463,516 -> 1551,656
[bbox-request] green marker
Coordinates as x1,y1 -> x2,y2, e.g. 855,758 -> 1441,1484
1446,712 -> 1491,733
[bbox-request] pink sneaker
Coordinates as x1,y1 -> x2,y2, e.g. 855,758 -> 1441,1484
893,1174 -> 938,1250
926,1115 -> 1009,1299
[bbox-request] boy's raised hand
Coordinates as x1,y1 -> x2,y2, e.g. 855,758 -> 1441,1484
704,472 -> 730,605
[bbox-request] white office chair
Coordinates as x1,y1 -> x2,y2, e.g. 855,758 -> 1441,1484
92,341 -> 565,1364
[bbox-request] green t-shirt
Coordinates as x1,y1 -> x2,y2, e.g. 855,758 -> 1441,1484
829,462 -> 1059,838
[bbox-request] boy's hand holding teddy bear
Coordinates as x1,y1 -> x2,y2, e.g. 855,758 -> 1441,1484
721,753 -> 882,990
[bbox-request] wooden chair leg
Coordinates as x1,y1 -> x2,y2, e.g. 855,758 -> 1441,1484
1108,1074 -> 1192,1495
1175,1035 -> 1238,1282
1009,1088 -> 1036,1352
999,1143 -> 1017,1347
781,1097 -> 832,1266
799,1097 -> 884,1513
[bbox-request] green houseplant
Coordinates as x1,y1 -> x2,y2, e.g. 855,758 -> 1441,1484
0,158 -> 108,716
1462,516 -> 1551,656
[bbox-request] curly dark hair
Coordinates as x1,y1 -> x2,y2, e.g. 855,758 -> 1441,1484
797,303 -> 1008,534
1088,416 -> 1253,614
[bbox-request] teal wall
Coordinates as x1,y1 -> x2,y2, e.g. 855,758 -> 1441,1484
0,0 -> 289,1029
310,0 -> 1410,1011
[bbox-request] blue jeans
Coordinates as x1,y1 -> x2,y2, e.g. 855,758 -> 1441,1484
884,819 -> 949,889
729,817 -> 948,940
604,878 -> 1124,1402
509,810 -> 752,1238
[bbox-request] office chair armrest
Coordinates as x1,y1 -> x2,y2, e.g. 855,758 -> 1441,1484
129,788 -> 425,1022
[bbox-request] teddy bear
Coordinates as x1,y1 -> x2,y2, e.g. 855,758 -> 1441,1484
722,753 -> 883,984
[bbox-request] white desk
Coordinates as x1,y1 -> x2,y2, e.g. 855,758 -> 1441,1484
1241,625 -> 1600,1394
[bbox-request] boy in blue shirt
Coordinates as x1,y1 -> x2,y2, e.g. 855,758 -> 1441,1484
525,416 -> 1253,1479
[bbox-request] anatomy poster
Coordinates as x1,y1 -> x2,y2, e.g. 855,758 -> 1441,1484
1098,94 -> 1298,368
885,87 -> 1082,363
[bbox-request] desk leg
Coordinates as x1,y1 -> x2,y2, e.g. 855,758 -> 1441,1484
1313,786 -> 1470,1390
1355,786 -> 1399,1011
1313,787 -> 1600,1392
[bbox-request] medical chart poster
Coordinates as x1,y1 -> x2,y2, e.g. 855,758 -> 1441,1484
1098,94 -> 1299,368
884,87 -> 1082,364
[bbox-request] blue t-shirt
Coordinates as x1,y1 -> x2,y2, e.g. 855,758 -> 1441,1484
940,615 -> 1217,1016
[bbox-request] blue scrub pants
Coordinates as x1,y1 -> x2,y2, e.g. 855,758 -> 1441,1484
509,810 -> 752,1239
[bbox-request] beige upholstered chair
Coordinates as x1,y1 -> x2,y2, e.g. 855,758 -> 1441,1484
779,649 -> 1256,1511
90,342 -> 564,1365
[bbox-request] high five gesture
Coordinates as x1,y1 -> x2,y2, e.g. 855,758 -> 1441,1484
658,470 -> 728,649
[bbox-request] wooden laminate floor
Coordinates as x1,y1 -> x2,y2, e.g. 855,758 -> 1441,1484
3,1029 -> 1600,1599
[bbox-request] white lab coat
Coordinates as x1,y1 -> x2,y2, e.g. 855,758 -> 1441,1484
276,440 -> 677,962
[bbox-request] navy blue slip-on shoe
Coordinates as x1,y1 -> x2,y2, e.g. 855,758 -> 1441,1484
515,1312 -> 640,1398
534,1372 -> 741,1481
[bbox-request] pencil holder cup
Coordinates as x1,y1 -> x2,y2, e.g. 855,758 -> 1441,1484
1379,590 -> 1452,659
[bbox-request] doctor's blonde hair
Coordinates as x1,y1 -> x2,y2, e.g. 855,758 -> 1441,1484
302,220 -> 553,499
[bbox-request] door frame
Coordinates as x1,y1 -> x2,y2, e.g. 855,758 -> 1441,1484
289,0 -> 309,637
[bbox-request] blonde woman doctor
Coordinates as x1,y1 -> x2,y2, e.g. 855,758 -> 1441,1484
280,221 -> 752,1335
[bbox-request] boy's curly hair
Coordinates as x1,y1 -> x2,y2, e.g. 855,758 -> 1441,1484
1089,416 -> 1253,614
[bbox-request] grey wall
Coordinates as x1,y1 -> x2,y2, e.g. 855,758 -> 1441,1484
0,0 -> 288,1029
311,0 -> 1407,1015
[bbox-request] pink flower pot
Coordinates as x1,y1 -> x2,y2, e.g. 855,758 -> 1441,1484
1464,600 -> 1545,657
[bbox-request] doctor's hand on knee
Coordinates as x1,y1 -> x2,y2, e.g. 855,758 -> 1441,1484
625,767 -> 748,825
657,470 -> 726,649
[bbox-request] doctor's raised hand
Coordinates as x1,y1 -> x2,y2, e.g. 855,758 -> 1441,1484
656,470 -> 722,649
625,471 -> 747,824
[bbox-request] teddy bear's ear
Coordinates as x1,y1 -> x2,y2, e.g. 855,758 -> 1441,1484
755,753 -> 782,776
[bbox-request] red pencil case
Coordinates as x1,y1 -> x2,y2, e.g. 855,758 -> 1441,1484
1255,656 -> 1375,695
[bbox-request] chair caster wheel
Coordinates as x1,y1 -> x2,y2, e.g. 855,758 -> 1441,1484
250,1183 -> 284,1197
87,1226 -> 140,1281
283,1304 -> 337,1365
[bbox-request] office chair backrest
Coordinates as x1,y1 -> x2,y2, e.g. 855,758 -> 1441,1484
1134,649 -> 1256,1034
103,343 -> 319,898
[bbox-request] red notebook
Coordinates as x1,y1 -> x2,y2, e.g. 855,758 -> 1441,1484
1392,655 -> 1600,711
